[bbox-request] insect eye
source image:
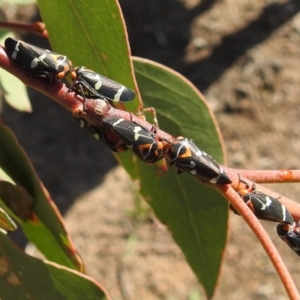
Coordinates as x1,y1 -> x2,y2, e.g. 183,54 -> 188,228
56,55 -> 65,62
178,144 -> 187,155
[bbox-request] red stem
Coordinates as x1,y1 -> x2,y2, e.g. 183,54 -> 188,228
0,21 -> 48,37
217,185 -> 300,300
228,168 -> 300,183
1,43 -> 300,216
225,169 -> 300,222
1,42 -> 300,188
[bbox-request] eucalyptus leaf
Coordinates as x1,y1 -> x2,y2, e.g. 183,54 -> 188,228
38,0 -> 139,112
0,123 -> 83,270
0,233 -> 110,300
129,58 -> 229,298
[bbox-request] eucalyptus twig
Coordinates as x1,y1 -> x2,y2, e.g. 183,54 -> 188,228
217,185 -> 300,300
224,169 -> 300,221
0,21 -> 48,37
0,46 -> 174,141
1,44 -> 300,210
228,168 -> 300,183
2,43 -> 300,201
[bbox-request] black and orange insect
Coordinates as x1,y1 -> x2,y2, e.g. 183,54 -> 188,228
5,37 -> 72,81
168,137 -> 231,184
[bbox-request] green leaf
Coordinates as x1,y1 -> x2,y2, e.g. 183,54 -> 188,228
38,0 -> 140,176
3,0 -> 36,4
0,67 -> 32,112
0,123 -> 83,271
0,181 -> 34,221
0,206 -> 17,232
131,58 -> 228,298
0,233 -> 110,300
10,1 -> 228,296
37,0 -> 139,112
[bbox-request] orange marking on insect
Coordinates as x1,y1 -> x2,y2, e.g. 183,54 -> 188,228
237,188 -> 249,198
246,200 -> 256,213
178,146 -> 192,159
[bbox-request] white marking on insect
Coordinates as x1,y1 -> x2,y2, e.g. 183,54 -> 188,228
11,41 -> 20,59
189,161 -> 196,168
114,86 -> 125,102
265,196 -> 273,207
133,126 -> 150,141
257,195 -> 272,211
55,56 -> 65,69
60,56 -> 68,66
31,53 -> 47,69
39,53 -> 47,62
112,118 -> 125,127
31,58 -> 38,68
175,143 -> 185,160
79,119 -> 85,128
195,149 -> 203,157
94,78 -> 103,91
210,176 -> 219,184
281,204 -> 287,221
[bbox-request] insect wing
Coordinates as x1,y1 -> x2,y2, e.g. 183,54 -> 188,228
243,192 -> 293,224
170,138 -> 231,184
285,232 -> 300,256
74,118 -> 102,141
93,73 -> 135,102
277,222 -> 290,241
5,38 -> 72,78
277,223 -> 300,257
73,67 -> 135,102
189,142 -> 226,181
103,117 -> 162,162
74,118 -> 127,152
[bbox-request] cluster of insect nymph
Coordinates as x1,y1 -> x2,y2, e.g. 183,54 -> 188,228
4,37 -> 300,257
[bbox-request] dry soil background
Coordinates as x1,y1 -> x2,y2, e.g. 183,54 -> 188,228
3,0 -> 300,299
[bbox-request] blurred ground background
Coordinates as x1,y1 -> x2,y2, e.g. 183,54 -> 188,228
2,0 -> 300,299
